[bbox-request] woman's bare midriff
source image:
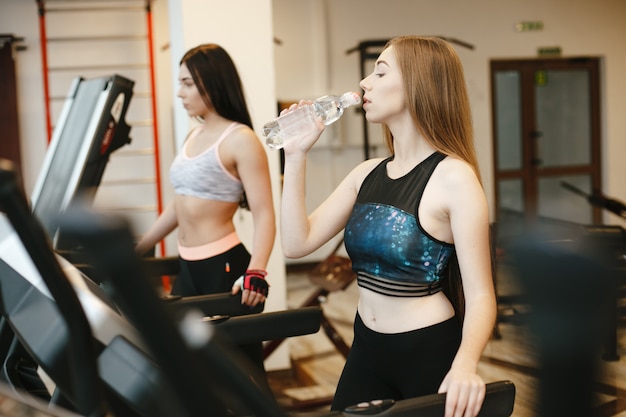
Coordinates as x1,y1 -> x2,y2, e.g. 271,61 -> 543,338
357,287 -> 455,334
174,195 -> 239,246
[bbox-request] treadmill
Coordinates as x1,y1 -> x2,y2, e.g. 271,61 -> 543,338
30,74 -> 133,251
0,74 -> 136,411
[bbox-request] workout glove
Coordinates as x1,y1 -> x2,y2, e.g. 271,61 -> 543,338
235,269 -> 269,297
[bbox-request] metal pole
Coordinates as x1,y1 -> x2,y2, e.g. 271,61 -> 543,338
145,0 -> 170,291
36,0 -> 53,143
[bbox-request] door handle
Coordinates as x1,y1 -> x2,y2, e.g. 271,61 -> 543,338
530,130 -> 543,166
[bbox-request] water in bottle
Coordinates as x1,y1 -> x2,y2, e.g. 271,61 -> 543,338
263,91 -> 361,150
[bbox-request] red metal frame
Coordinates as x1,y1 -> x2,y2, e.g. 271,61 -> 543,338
37,0 -> 169,290
36,0 -> 53,143
145,0 -> 169,291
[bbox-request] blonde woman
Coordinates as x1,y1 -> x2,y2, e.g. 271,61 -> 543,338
280,36 -> 495,417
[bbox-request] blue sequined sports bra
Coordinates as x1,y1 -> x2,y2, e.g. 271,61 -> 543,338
169,123 -> 245,202
344,152 -> 455,297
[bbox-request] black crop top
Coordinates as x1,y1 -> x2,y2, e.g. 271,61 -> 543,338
344,152 -> 455,297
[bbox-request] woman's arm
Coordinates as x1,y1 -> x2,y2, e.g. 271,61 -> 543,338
438,160 -> 497,417
279,104 -> 380,258
227,128 -> 276,306
135,202 -> 178,256
281,160 -> 372,258
281,151 -> 380,259
234,129 -> 276,272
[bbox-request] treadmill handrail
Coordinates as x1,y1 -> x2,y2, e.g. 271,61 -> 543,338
0,160 -> 108,417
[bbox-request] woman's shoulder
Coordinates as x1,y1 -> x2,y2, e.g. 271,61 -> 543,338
226,121 -> 253,136
434,155 -> 483,202
437,154 -> 477,181
220,123 -> 266,160
221,123 -> 258,145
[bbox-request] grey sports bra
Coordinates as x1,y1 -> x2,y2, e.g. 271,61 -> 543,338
169,122 -> 244,202
344,152 -> 455,297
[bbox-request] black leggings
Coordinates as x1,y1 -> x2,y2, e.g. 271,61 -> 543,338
173,244 -> 270,393
173,243 -> 250,296
331,313 -> 461,411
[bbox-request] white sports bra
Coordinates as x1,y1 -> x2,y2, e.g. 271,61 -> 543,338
169,122 -> 244,202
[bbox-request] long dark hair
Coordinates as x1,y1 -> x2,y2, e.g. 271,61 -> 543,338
180,44 -> 251,209
180,43 -> 253,129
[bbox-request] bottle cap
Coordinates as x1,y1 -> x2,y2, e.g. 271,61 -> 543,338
341,91 -> 362,106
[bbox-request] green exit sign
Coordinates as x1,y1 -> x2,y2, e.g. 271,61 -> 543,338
538,46 -> 562,57
516,21 -> 544,32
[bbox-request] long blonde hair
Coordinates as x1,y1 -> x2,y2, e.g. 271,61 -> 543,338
383,36 -> 481,183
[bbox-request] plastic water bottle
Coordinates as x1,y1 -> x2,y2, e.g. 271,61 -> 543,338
263,91 -> 361,150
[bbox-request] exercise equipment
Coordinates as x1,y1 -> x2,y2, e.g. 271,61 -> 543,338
496,185 -> 626,361
561,181 -> 626,220
61,204 -> 516,417
508,231 -> 614,417
0,379 -> 82,417
0,160 -> 516,417
0,159 -> 159,416
0,73 -> 134,415
30,74 -> 133,251
0,159 -> 322,416
60,206 -> 287,417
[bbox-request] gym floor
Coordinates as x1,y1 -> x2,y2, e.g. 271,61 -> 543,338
267,261 -> 626,416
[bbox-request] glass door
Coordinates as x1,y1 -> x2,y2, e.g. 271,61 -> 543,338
491,58 -> 601,228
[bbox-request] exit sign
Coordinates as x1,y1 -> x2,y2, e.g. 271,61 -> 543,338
538,46 -> 562,57
516,21 -> 544,32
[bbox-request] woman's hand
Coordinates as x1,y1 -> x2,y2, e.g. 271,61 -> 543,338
438,367 -> 486,417
231,269 -> 268,307
280,100 -> 326,156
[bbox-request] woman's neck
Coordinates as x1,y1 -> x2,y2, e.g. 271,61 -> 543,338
389,123 -> 434,164
198,112 -> 233,134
